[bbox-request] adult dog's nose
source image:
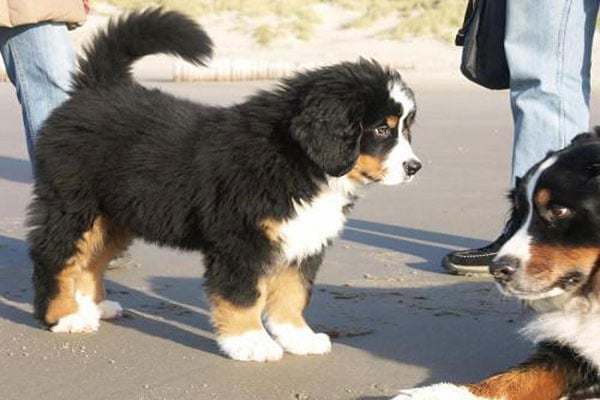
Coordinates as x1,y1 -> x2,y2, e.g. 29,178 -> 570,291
403,159 -> 422,176
489,256 -> 519,284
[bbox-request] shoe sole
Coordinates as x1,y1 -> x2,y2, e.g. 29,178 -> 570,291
441,255 -> 491,276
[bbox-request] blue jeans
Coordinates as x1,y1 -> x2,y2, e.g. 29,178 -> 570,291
0,22 -> 75,164
505,0 -> 599,183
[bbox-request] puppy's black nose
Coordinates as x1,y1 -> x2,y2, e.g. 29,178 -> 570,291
489,256 -> 519,284
403,159 -> 422,176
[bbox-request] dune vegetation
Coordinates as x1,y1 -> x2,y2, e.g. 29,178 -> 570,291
102,0 -> 465,46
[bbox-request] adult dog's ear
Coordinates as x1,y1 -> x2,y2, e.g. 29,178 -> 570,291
290,99 -> 363,177
571,127 -> 600,146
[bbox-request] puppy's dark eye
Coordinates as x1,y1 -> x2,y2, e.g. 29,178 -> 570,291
549,204 -> 573,220
372,126 -> 391,138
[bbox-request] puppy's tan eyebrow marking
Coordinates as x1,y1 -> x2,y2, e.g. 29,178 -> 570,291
386,115 -> 399,129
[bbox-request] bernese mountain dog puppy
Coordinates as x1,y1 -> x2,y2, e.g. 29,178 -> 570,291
394,131 -> 600,399
28,9 -> 421,362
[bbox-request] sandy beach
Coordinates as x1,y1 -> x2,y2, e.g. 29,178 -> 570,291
66,4 -> 472,87
2,4 -> 600,399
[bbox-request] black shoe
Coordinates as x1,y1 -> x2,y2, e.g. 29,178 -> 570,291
442,212 -> 520,275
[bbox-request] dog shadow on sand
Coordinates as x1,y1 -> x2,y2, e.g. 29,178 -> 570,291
0,223 -> 531,397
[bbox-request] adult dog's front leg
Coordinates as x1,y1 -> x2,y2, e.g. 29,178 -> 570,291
393,343 -> 597,400
393,368 -> 566,400
393,383 -> 491,399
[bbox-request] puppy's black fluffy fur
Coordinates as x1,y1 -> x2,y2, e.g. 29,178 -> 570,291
29,9 -> 415,326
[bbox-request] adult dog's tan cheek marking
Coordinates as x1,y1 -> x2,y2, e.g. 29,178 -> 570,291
526,244 -> 600,282
348,154 -> 387,182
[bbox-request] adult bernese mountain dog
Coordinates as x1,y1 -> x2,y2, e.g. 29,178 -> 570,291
394,131 -> 600,399
28,9 -> 421,362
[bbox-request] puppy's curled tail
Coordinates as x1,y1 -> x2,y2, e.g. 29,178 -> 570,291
73,8 -> 213,90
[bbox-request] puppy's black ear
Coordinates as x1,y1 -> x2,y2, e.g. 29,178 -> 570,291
291,99 -> 363,177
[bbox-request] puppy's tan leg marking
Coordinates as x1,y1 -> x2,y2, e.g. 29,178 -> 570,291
45,216 -> 107,325
265,267 -> 308,328
48,217 -> 130,332
264,267 -> 331,355
210,280 -> 283,361
45,265 -> 80,326
74,216 -> 112,302
210,287 -> 266,336
78,223 -> 131,320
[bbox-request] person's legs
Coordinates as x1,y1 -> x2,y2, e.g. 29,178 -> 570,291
443,0 -> 598,274
0,22 -> 139,271
0,22 -> 75,164
508,0 -> 598,182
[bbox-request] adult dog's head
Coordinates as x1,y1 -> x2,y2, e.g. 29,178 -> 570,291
285,58 -> 421,184
491,129 -> 600,309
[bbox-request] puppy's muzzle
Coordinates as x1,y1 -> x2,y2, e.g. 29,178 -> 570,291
403,159 -> 422,177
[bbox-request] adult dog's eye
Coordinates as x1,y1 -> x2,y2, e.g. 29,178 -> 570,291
549,205 -> 573,220
373,126 -> 391,137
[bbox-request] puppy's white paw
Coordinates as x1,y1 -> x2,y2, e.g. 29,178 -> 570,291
50,292 -> 101,333
51,313 -> 100,333
218,330 -> 284,362
98,300 -> 123,320
393,384 -> 489,400
267,323 -> 331,355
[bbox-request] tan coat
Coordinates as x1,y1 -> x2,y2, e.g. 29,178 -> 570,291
0,0 -> 86,28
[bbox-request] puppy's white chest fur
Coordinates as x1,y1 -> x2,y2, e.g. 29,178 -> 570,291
278,177 -> 356,262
